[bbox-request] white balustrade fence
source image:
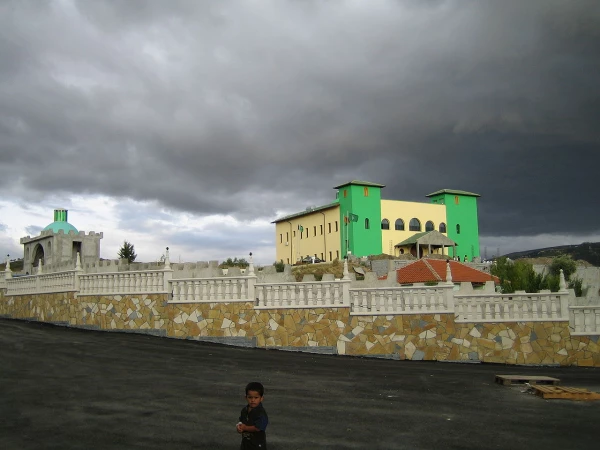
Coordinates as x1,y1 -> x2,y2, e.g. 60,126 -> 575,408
455,292 -> 569,323
37,271 -> 77,293
170,277 -> 255,303
350,285 -> 454,315
4,266 -> 600,338
570,306 -> 600,335
5,275 -> 38,296
255,281 -> 349,309
5,271 -> 77,295
78,270 -> 167,295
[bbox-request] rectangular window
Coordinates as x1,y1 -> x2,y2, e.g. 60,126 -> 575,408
364,187 -> 369,197
313,226 -> 317,236
320,225 -> 323,235
329,251 -> 332,261
300,231 -> 303,240
328,223 -> 331,233
320,253 -> 324,260
335,221 -> 338,232
454,196 -> 459,205
343,189 -> 347,198
286,258 -> 289,264
293,231 -> 296,238
280,234 -> 283,243
306,229 -> 308,238
286,232 -> 289,242
336,250 -> 339,259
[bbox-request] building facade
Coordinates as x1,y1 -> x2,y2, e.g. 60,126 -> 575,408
20,209 -> 103,274
273,181 -> 480,264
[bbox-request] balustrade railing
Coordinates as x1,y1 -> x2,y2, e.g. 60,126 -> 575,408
455,292 -> 568,323
78,270 -> 167,295
5,271 -> 77,295
350,285 -> 454,315
255,281 -> 349,309
570,306 -> 600,335
5,275 -> 38,295
170,277 -> 254,303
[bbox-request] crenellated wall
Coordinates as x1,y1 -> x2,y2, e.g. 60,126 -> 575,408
1,259 -> 599,366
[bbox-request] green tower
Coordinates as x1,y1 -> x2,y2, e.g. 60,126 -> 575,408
334,181 -> 384,258
426,189 -> 480,261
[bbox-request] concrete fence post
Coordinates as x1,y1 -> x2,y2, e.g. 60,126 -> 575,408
74,252 -> 83,294
4,255 -> 12,280
163,247 -> 173,294
248,276 -> 257,303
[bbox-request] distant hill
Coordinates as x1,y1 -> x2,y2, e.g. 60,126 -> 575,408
504,242 -> 600,266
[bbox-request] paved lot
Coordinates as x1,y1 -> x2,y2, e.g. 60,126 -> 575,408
1,319 -> 599,450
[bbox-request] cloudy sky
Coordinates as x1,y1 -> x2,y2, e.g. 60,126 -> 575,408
1,0 -> 599,265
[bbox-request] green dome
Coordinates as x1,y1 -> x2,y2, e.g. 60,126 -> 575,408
43,221 -> 78,234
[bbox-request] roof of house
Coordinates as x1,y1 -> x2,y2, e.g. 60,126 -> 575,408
271,202 -> 339,224
396,259 -> 499,284
425,189 -> 480,198
394,230 -> 456,247
333,180 -> 386,190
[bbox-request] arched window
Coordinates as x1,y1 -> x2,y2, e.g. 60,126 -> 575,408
395,219 -> 405,231
409,218 -> 421,232
381,219 -> 389,230
425,221 -> 434,232
439,222 -> 447,233
365,218 -> 370,229
456,224 -> 461,234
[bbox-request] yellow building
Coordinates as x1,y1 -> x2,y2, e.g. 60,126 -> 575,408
380,200 -> 447,256
274,203 -> 342,265
273,181 -> 480,263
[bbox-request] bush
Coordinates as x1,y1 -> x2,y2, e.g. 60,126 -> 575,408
273,260 -> 285,273
548,255 -> 577,280
569,277 -> 584,297
219,257 -> 249,269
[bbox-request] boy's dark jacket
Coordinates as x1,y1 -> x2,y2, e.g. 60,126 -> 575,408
239,402 -> 268,449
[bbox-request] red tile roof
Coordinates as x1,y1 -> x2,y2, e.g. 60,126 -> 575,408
396,259 -> 499,284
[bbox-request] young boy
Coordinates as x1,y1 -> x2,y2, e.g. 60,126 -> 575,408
236,382 -> 268,449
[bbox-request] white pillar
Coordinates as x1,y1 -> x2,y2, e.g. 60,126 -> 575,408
4,255 -> 12,279
558,269 -> 568,293
445,261 -> 453,285
163,247 -> 173,293
248,252 -> 255,275
74,252 -> 83,293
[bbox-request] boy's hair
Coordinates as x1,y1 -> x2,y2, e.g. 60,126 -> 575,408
245,382 -> 265,396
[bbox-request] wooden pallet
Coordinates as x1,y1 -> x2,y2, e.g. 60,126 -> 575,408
532,385 -> 600,400
495,375 -> 561,386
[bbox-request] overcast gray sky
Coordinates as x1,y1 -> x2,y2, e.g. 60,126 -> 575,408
1,0 -> 599,264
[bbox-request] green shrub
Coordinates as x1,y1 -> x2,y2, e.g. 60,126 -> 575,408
273,260 -> 285,273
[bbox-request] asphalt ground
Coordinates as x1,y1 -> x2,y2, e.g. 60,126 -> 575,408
1,319 -> 599,450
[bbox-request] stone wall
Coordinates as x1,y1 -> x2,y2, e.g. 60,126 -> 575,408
1,289 -> 598,366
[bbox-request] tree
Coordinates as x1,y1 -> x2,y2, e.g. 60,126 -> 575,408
118,241 -> 137,263
491,255 -> 583,296
548,255 -> 577,280
491,257 -> 543,294
218,257 -> 249,269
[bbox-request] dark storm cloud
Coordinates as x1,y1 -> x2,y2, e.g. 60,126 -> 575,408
0,0 -> 599,241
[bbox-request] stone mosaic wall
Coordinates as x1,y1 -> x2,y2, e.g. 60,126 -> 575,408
1,290 -> 599,366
